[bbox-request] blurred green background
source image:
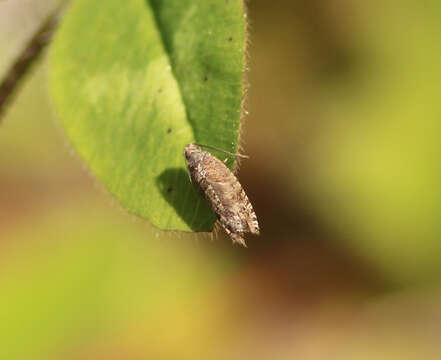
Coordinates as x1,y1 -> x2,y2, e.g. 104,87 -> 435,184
2,0 -> 441,359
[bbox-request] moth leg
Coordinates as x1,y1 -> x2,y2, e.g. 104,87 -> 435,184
223,158 -> 228,164
211,221 -> 223,241
223,225 -> 247,247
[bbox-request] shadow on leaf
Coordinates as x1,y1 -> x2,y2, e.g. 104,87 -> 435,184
156,167 -> 216,231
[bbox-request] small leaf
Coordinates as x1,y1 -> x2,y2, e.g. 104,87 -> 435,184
49,0 -> 246,231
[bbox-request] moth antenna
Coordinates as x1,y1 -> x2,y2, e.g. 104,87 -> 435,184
194,143 -> 249,159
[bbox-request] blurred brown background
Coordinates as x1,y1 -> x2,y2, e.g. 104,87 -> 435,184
2,0 -> 441,359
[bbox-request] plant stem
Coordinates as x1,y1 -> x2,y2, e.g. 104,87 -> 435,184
0,3 -> 66,121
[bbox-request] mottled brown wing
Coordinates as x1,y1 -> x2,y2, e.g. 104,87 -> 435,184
209,179 -> 250,232
187,149 -> 259,245
205,165 -> 259,235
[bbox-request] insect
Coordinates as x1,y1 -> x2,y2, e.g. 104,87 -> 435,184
184,143 -> 259,247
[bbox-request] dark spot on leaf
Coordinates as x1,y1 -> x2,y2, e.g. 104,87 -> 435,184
158,87 -> 163,93
167,128 -> 172,134
204,76 -> 208,82
228,36 -> 233,41
167,187 -> 173,193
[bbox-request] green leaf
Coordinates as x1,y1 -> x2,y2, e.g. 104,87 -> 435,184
49,0 -> 246,231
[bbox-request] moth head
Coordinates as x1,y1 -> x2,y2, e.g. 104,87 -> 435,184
183,143 -> 203,165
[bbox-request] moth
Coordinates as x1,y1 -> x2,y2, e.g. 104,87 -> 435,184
184,143 -> 259,247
